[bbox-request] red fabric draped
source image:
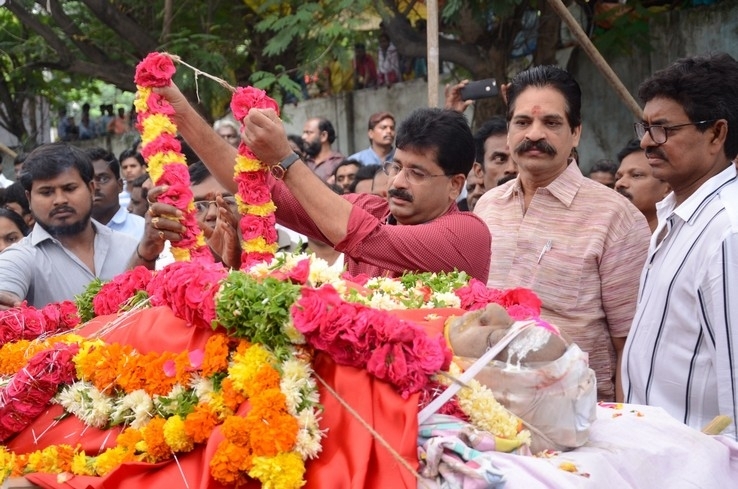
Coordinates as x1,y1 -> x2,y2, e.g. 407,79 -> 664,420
10,306 -> 465,488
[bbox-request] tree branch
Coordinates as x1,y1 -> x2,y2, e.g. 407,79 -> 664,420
78,0 -> 159,55
45,0 -> 111,64
4,1 -> 73,65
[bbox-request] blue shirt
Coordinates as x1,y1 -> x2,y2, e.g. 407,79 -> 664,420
348,147 -> 395,166
107,206 -> 145,240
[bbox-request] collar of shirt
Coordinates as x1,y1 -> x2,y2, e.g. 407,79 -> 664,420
109,206 -> 130,226
498,159 -> 583,208
657,164 -> 738,225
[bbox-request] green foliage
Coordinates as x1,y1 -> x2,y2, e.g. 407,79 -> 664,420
215,272 -> 302,355
592,1 -> 654,57
75,278 -> 104,324
398,270 -> 470,294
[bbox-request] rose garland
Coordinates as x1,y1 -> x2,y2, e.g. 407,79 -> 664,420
133,52 -> 210,262
0,301 -> 80,347
229,87 -> 281,270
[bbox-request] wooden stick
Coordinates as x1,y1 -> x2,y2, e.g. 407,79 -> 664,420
546,0 -> 643,120
0,141 -> 17,159
701,415 -> 733,436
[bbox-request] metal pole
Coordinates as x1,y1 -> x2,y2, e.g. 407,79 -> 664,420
426,0 -> 439,108
546,0 -> 642,120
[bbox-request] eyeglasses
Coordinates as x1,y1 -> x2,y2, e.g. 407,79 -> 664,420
194,196 -> 238,215
633,120 -> 716,144
382,162 -> 448,185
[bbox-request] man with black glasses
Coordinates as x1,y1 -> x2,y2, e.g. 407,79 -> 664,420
156,82 -> 491,281
622,53 -> 738,440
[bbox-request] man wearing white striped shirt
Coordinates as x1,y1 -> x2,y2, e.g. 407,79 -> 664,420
622,53 -> 738,439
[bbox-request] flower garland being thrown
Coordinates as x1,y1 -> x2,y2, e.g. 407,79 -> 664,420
133,52 -> 210,262
230,87 -> 280,270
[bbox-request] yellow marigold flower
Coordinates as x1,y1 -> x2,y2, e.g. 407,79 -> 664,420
243,236 -> 279,254
140,113 -> 177,144
248,452 -> 306,489
94,447 -> 128,476
228,345 -> 272,394
235,155 -> 263,173
71,452 -> 95,476
171,247 -> 191,262
163,415 -> 195,453
133,87 -> 152,113
244,201 -> 278,217
116,428 -> 143,453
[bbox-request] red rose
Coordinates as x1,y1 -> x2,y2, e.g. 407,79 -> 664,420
134,52 -> 176,87
237,142 -> 258,160
291,288 -> 332,335
411,333 -> 450,373
157,166 -> 191,191
230,86 -> 279,121
455,279 -> 503,310
241,251 -> 275,270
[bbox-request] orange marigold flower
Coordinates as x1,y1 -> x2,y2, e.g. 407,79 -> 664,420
221,378 -> 246,411
141,417 -> 171,462
201,334 -> 230,377
210,440 -> 253,485
249,388 -> 287,413
243,364 -> 281,399
221,415 -> 251,446
245,408 -> 299,457
116,427 -> 143,453
184,403 -> 220,444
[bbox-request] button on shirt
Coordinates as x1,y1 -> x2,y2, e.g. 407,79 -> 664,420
0,220 -> 138,307
623,165 -> 738,439
475,162 -> 651,400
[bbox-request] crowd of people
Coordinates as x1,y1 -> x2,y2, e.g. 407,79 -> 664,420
0,52 -> 737,443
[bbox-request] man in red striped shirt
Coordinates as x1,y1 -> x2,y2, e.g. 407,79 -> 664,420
159,84 -> 491,281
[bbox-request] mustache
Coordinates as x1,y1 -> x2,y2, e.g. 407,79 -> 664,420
515,139 -> 557,156
50,206 -> 76,217
645,147 -> 667,160
388,188 -> 413,202
616,188 -> 633,200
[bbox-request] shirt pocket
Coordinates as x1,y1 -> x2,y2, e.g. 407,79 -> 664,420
532,244 -> 585,311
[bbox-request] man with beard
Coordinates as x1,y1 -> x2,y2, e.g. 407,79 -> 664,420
472,116 -> 517,191
348,112 -> 396,166
87,147 -> 145,240
622,53 -> 738,439
301,117 -> 344,183
474,65 -> 651,402
614,139 -> 671,232
0,143 -> 139,309
156,81 -> 491,281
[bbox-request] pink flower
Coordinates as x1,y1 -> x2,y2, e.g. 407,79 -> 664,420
141,134 -> 182,160
239,214 -> 275,242
287,259 -> 310,285
498,287 -> 542,316
455,279 -> 503,310
146,261 -> 227,329
241,251 -> 276,270
234,171 -> 271,206
145,92 -> 176,116
229,86 -> 279,121
94,266 -> 154,316
411,334 -> 451,373
134,52 -> 176,87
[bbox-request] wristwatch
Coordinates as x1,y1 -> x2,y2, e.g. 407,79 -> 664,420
271,152 -> 300,180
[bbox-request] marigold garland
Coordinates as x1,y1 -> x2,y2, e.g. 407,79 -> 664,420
230,86 -> 281,270
133,52 -> 210,262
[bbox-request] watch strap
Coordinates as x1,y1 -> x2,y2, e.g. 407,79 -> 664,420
271,152 -> 300,179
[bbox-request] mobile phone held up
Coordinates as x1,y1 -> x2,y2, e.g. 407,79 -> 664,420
460,79 -> 499,101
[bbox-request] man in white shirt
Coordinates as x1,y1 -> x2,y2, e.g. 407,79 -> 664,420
87,148 -> 145,240
622,53 -> 738,440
